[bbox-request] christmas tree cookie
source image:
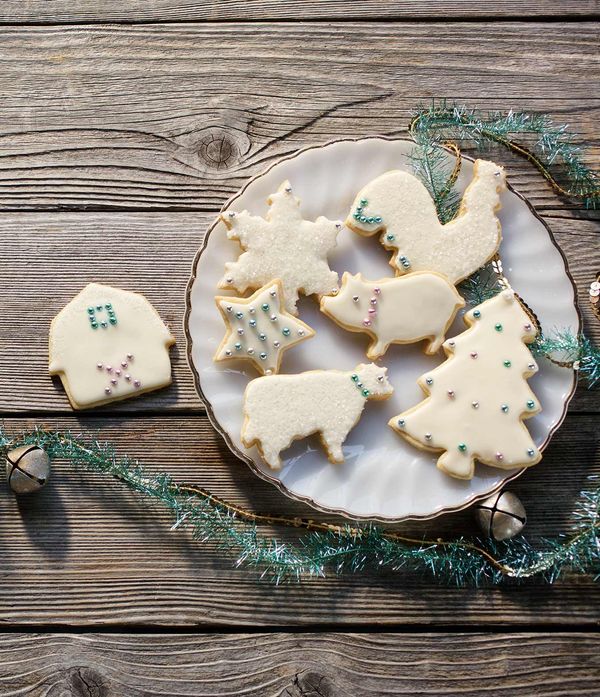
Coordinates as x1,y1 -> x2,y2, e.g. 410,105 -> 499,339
242,364 -> 393,470
219,181 -> 341,314
389,289 -> 542,480
49,283 -> 175,409
346,160 -> 506,284
214,280 -> 315,375
320,271 -> 464,358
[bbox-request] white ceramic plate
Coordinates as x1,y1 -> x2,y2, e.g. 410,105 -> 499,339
185,138 -> 579,521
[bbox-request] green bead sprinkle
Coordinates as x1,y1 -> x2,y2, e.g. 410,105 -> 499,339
503,360 -> 512,368
527,400 -> 536,409
87,307 -> 95,315
458,443 -> 467,452
359,216 -> 367,223
386,234 -> 395,241
351,374 -> 359,382
261,303 -> 269,312
353,213 -> 360,220
473,310 -> 481,319
90,322 -> 98,330
362,389 -> 370,397
356,207 -> 363,215
282,327 -> 290,336
109,317 -> 117,325
105,303 -> 112,310
501,404 -> 509,413
360,198 -> 368,207
495,323 -> 503,332
234,343 -> 242,350
375,216 -> 382,223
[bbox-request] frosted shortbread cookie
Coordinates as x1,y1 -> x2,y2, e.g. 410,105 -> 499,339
320,271 -> 464,358
49,283 -> 175,409
242,363 -> 393,470
214,280 -> 315,375
219,181 -> 341,314
347,160 -> 506,284
389,289 -> 542,480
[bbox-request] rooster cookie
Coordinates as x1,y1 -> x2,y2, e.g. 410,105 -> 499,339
219,181 -> 341,314
320,271 -> 464,358
214,280 -> 315,375
347,159 -> 506,284
242,363 -> 393,470
389,289 -> 542,480
49,283 -> 175,409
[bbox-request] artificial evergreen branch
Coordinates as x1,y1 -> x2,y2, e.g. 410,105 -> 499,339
410,101 -> 600,208
0,427 -> 598,585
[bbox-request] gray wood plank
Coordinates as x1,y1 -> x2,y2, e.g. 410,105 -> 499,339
0,633 -> 597,696
1,1 -> 598,23
0,25 -> 597,211
0,414 -> 596,626
0,212 -> 597,414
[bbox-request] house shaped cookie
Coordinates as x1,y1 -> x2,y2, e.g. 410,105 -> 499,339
49,283 -> 175,409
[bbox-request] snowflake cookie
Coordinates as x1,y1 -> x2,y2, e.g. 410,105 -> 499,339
214,280 -> 315,375
242,363 -> 393,470
346,160 -> 506,284
49,283 -> 175,409
320,271 -> 464,358
219,181 -> 341,314
389,289 -> 542,480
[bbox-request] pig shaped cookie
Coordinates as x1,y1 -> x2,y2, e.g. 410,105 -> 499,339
320,272 -> 464,359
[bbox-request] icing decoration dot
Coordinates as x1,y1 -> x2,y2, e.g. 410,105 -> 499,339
106,366 -> 112,373
425,377 -> 433,385
447,389 -> 455,399
225,350 -> 232,356
503,359 -> 512,368
96,363 -> 103,370
270,290 -> 277,297
125,374 -> 131,381
386,234 -> 395,242
495,452 -> 504,461
397,419 -> 405,428
247,348 -> 254,355
352,295 -> 359,302
282,327 -> 291,337
133,380 -> 141,388
527,400 -> 536,410
259,333 -> 266,341
249,307 -> 255,314
458,443 -> 467,453
260,352 -> 267,360
370,297 -> 377,306
270,314 -> 277,322
373,287 -> 381,295
501,404 -> 509,413
399,255 -> 411,269
235,311 -> 243,319
470,351 -> 478,359
363,319 -> 371,326
527,448 -> 535,457
472,401 -> 479,409
121,361 -> 127,368
234,343 -> 242,350
226,306 -> 233,313
528,362 -> 537,371
273,341 -> 280,348
448,340 -> 455,347
261,303 -> 269,312
377,375 -> 384,383
104,387 -> 111,395
225,276 -> 233,284
368,308 -> 376,315
115,369 -> 121,376
473,310 -> 481,319
495,323 -> 503,332
524,323 -> 532,332
127,354 -> 134,360
110,378 -> 117,386
425,433 -> 432,441
249,319 -> 257,327
298,329 -> 305,336
237,328 -> 244,336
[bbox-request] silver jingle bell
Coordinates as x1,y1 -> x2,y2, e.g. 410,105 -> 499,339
474,491 -> 526,541
6,444 -> 51,495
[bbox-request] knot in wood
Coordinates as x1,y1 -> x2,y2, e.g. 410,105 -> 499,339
198,128 -> 242,170
53,666 -> 109,697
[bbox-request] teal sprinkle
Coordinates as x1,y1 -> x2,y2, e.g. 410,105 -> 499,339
527,448 -> 535,457
458,443 -> 467,453
375,216 -> 382,223
501,404 -> 509,413
360,198 -> 368,207
473,310 -> 481,319
259,352 -> 267,360
259,333 -> 266,341
527,400 -> 536,409
90,322 -> 98,330
261,304 -> 269,312
397,418 -> 405,427
351,374 -> 359,382
105,303 -> 112,310
282,327 -> 291,337
495,323 -> 503,332
353,213 -> 360,220
87,307 -> 95,315
234,343 -> 242,350
386,234 -> 395,242
356,207 -> 363,215
359,216 -> 367,223
503,360 -> 512,368
109,317 -> 117,325
236,311 -> 243,319
362,389 -> 370,397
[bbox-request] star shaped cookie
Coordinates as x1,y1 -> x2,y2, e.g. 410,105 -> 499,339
218,181 -> 341,314
214,280 -> 315,375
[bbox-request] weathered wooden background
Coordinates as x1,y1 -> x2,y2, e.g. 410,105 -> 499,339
0,2 -> 598,695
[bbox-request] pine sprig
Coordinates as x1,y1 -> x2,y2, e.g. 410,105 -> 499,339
0,427 -> 598,585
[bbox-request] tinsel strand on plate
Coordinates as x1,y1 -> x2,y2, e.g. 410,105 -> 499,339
1,427 -> 598,585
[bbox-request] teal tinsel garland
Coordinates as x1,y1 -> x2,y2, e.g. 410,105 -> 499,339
0,427 -> 598,585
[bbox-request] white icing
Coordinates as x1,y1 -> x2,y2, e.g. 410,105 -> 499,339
214,280 -> 315,375
49,283 -> 175,409
347,160 -> 506,284
320,271 -> 464,358
389,290 -> 541,480
219,180 -> 341,314
242,363 -> 393,470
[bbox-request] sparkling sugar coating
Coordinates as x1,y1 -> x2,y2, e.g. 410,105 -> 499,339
219,181 -> 341,314
347,160 -> 506,284
389,289 -> 542,480
242,363 -> 393,470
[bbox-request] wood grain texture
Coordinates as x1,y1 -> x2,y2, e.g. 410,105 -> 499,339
0,212 -> 597,414
0,24 -> 597,211
1,1 -> 599,23
0,414 -> 597,626
0,633 -> 597,697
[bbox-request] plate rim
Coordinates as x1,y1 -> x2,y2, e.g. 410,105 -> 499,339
184,136 -> 581,523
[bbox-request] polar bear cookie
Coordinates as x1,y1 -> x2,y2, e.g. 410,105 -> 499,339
49,283 -> 175,409
389,289 -> 542,480
219,180 -> 341,314
242,363 -> 393,470
320,271 -> 464,358
346,160 -> 506,284
214,280 -> 315,375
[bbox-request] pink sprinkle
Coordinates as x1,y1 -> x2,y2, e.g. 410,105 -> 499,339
125,374 -> 131,381
368,308 -> 376,314
110,378 -> 117,386
495,452 -> 504,461
115,369 -> 121,376
121,361 -> 128,368
127,353 -> 134,360
370,297 -> 377,305
470,351 -> 478,359
363,319 -> 371,327
106,366 -> 112,373
524,324 -> 532,331
373,287 -> 381,295
447,389 -> 455,398
104,387 -> 111,395
133,379 -> 141,388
